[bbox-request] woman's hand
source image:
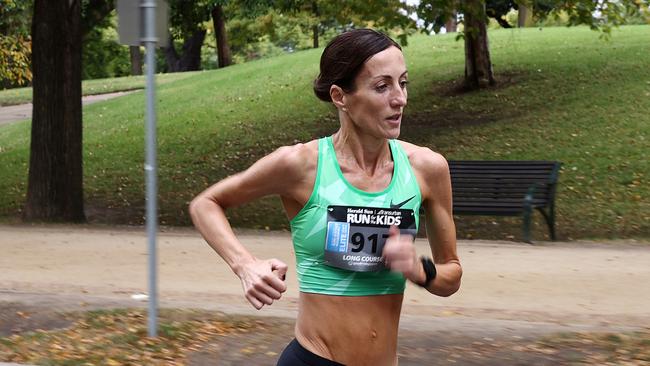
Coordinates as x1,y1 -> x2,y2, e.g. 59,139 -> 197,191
236,258 -> 288,310
382,226 -> 424,285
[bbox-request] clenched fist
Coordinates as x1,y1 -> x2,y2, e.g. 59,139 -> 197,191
382,226 -> 424,285
237,258 -> 288,309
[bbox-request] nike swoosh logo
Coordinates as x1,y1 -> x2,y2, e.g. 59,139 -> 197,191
390,196 -> 415,209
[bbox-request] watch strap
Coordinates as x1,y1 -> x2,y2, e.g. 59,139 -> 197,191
418,256 -> 437,288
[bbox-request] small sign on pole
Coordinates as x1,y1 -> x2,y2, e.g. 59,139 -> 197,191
117,0 -> 169,338
117,0 -> 169,47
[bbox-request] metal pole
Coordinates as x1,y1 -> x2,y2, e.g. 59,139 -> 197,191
141,0 -> 158,338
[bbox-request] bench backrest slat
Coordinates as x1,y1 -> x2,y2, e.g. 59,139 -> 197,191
447,160 -> 562,205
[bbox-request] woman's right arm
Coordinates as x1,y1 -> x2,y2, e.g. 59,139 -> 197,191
189,143 -> 314,309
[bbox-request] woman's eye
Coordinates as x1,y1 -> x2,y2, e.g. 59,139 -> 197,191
400,80 -> 409,88
375,84 -> 388,92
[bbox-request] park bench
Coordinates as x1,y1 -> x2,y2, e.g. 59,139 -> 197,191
447,160 -> 562,243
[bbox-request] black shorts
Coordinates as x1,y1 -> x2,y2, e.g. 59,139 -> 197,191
277,339 -> 345,366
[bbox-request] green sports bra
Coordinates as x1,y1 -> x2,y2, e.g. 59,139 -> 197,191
289,136 -> 422,296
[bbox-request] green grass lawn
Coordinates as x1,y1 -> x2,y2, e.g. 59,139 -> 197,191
0,25 -> 648,240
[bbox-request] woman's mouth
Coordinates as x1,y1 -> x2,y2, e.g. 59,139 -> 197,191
387,113 -> 401,122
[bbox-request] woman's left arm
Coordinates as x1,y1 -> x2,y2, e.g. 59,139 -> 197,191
417,148 -> 462,297
381,144 -> 462,297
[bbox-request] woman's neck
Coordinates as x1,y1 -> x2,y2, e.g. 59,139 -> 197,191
332,126 -> 392,175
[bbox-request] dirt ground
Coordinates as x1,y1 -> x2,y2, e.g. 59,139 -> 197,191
1,224 -> 649,365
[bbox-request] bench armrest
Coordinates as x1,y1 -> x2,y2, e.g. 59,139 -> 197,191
524,183 -> 541,204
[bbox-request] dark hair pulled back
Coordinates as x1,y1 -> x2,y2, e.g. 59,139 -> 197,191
313,29 -> 401,103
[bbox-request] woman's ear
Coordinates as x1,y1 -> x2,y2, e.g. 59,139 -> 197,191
330,85 -> 347,112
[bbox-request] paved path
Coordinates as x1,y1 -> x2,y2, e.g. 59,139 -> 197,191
2,224 -> 649,365
1,224 -> 649,333
0,91 -> 138,127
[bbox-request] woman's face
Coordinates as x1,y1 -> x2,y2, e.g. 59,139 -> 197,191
343,46 -> 408,140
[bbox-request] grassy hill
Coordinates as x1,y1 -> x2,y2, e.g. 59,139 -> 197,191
0,25 -> 648,240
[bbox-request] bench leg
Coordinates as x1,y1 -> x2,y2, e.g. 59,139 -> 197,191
550,216 -> 556,241
523,207 -> 532,244
538,208 -> 556,241
549,204 -> 557,241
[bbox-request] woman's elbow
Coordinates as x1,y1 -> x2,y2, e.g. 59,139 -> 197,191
435,264 -> 462,297
439,280 -> 461,297
188,195 -> 210,223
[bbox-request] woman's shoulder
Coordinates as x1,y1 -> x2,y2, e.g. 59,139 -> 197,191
268,139 -> 319,174
246,139 -> 319,195
275,139 -> 319,161
395,139 -> 449,176
395,140 -> 451,199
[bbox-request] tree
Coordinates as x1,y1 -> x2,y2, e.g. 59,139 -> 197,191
418,0 -> 496,88
0,35 -> 32,89
130,46 -> 143,75
82,15 -> 131,80
210,0 -> 285,68
164,29 -> 207,72
212,2 -> 232,67
24,0 -> 114,222
486,0 -> 516,28
517,5 -> 532,27
165,0 -> 285,70
484,0 -> 553,28
25,0 -> 85,221
165,0 -> 212,72
446,12 -> 458,32
277,0 -> 416,47
310,1 -> 319,47
463,0 -> 495,88
0,0 -> 33,88
418,0 -> 649,90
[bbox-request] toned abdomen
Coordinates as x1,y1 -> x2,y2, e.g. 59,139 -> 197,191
295,292 -> 404,366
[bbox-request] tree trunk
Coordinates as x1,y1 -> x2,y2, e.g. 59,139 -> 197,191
211,4 -> 232,68
25,0 -> 85,222
463,0 -> 495,90
312,25 -> 319,48
164,35 -> 180,72
129,46 -> 143,75
445,13 -> 457,33
518,5 -> 532,27
164,29 -> 207,72
312,1 -> 319,48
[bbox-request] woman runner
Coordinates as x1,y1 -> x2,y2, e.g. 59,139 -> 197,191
189,28 -> 462,366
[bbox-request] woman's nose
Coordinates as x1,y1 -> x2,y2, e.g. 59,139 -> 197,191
391,86 -> 407,107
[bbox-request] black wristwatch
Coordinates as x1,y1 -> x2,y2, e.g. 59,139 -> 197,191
417,257 -> 437,288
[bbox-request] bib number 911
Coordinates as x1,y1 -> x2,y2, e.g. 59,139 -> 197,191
324,205 -> 416,272
350,232 -> 389,253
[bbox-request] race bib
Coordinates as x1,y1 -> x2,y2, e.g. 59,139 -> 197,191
324,205 -> 417,272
